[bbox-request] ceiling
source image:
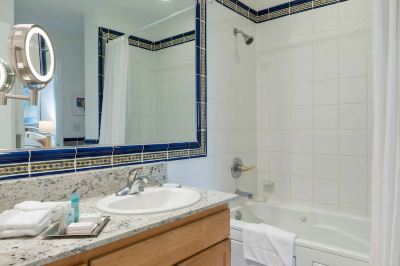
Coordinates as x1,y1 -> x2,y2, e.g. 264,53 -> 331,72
238,0 -> 289,10
15,0 -> 194,34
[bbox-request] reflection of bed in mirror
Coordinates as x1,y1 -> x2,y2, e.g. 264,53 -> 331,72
24,126 -> 51,148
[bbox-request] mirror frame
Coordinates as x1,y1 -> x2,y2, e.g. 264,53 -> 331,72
0,0 -> 206,180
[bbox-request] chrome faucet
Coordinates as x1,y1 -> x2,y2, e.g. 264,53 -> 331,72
235,189 -> 253,199
116,167 -> 148,196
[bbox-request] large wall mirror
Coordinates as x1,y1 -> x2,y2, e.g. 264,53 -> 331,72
0,0 -> 206,179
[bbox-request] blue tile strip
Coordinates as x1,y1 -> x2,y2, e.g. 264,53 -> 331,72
0,0 -> 207,180
216,0 -> 348,23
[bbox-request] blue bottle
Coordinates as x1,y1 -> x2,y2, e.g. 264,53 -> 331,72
70,190 -> 80,223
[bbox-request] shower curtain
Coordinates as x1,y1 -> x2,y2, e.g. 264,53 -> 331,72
99,36 -> 129,145
370,0 -> 400,265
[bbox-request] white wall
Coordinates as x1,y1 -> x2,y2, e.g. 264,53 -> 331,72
0,0 -> 13,25
256,0 -> 373,216
0,0 -> 16,149
168,3 -> 257,194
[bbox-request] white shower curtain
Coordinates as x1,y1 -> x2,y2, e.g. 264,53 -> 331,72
99,36 -> 129,145
371,0 -> 400,265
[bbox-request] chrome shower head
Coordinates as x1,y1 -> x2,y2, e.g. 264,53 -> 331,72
233,28 -> 254,45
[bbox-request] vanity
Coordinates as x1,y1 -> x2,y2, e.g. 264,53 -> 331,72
48,204 -> 230,266
0,165 -> 237,266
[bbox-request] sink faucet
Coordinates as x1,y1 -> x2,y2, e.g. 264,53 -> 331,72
116,167 -> 148,196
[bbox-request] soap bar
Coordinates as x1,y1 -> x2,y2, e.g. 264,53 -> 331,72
161,183 -> 181,188
66,222 -> 97,235
79,213 -> 103,224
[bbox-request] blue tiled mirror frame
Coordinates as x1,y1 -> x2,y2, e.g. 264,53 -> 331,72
0,0 -> 207,180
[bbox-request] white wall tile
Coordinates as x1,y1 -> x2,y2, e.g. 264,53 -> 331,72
270,152 -> 291,174
313,54 -> 338,81
313,80 -> 339,105
339,103 -> 368,129
339,130 -> 368,156
291,176 -> 313,201
339,51 -> 367,78
339,156 -> 368,182
291,153 -> 313,177
314,155 -> 339,179
292,106 -> 313,129
313,105 -> 339,129
293,82 -> 313,106
291,130 -> 313,153
312,4 -> 339,33
256,0 -> 372,216
313,131 -> 339,154
339,181 -> 368,210
339,77 -> 367,103
314,179 -> 338,205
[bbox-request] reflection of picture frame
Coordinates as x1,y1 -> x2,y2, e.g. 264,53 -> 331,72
72,94 -> 85,116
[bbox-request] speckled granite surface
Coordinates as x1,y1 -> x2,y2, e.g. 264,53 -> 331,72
0,163 -> 167,212
0,187 -> 237,266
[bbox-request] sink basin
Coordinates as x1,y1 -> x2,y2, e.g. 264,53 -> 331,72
96,187 -> 201,215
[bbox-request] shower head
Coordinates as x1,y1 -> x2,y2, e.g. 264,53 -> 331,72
233,28 -> 254,45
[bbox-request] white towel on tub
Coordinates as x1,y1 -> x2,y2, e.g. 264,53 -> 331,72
243,223 -> 296,266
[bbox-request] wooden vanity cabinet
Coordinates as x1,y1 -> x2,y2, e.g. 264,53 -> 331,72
176,240 -> 231,266
48,204 -> 230,266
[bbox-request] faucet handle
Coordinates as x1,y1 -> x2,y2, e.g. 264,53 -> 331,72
231,157 -> 256,179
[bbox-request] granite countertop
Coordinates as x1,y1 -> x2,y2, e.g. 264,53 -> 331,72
0,187 -> 237,266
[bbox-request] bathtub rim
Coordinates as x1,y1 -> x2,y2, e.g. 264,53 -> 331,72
229,201 -> 371,263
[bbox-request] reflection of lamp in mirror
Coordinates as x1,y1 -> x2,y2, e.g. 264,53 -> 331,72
0,24 -> 55,106
39,120 -> 55,148
0,58 -> 15,104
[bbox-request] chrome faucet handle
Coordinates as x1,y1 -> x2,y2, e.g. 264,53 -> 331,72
128,176 -> 149,194
116,166 -> 145,196
231,157 -> 256,179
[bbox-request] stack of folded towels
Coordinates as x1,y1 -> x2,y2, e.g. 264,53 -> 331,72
0,201 -> 68,239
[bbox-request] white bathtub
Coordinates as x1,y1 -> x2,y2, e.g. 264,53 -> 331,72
230,201 -> 370,266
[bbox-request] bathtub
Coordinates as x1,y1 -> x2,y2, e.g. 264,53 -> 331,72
230,201 -> 370,266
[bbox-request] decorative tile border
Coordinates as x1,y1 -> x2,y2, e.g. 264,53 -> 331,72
215,0 -> 348,23
99,28 -> 196,52
0,0 -> 207,181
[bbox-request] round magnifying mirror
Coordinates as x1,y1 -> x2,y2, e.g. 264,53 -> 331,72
0,58 -> 15,93
8,24 -> 55,89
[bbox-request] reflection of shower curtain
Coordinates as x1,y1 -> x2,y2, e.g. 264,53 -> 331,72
99,36 -> 129,145
370,0 -> 400,265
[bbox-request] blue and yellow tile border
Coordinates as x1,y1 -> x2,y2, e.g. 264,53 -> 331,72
0,0 -> 207,181
216,0 -> 348,23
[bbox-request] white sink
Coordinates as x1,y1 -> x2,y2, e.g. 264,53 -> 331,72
96,187 -> 201,215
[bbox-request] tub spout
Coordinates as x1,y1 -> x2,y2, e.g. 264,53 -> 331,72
235,189 -> 253,199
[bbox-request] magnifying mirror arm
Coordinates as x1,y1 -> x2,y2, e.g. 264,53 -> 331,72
0,90 -> 38,105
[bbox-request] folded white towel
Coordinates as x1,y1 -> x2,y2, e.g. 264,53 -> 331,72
243,223 -> 296,266
14,201 -> 69,211
0,218 -> 50,239
14,201 -> 69,222
0,209 -> 50,231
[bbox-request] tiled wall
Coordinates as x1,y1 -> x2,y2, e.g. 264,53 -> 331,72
168,2 -> 258,194
256,0 -> 372,216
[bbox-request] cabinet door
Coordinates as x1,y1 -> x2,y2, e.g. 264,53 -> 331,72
177,240 -> 231,266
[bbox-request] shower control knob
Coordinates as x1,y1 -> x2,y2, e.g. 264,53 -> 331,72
231,157 -> 256,179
